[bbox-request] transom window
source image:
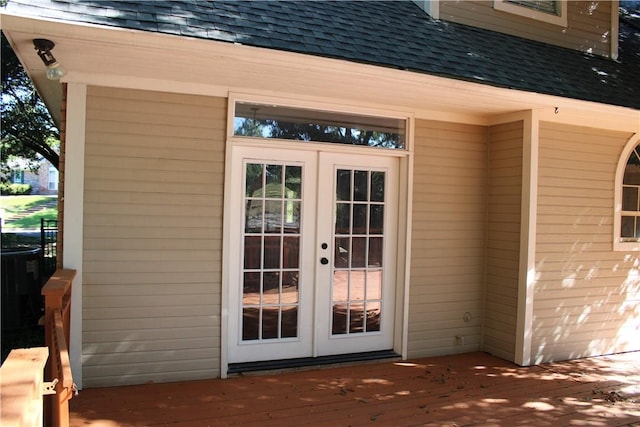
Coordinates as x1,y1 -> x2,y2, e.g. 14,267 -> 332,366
234,102 -> 406,149
621,145 -> 640,242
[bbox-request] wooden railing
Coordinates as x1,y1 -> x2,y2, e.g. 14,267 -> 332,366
0,269 -> 76,427
41,269 -> 77,427
0,347 -> 49,427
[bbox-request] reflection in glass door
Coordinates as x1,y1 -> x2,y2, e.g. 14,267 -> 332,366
228,148 -> 398,364
242,163 -> 302,341
315,153 -> 397,357
332,169 -> 385,335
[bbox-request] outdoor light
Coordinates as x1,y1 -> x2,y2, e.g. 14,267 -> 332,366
33,38 -> 66,80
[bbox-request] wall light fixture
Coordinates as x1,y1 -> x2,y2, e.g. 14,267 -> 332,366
33,38 -> 66,80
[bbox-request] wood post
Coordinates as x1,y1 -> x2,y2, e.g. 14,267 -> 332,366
41,269 -> 76,427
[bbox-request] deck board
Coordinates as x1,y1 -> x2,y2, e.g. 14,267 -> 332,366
70,351 -> 640,426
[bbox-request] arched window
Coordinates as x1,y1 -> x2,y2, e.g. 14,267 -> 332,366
615,135 -> 640,250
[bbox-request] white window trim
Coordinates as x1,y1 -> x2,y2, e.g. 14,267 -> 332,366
614,133 -> 640,252
227,93 -> 414,152
494,0 -> 568,27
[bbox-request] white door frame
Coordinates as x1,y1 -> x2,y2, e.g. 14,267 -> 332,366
223,141 -> 410,370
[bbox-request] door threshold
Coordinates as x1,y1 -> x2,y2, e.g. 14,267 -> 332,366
227,350 -> 400,375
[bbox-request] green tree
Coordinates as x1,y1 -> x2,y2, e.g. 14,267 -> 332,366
1,31 -> 60,181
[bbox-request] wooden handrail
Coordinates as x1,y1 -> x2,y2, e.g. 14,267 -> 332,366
42,269 -> 77,427
0,348 -> 49,427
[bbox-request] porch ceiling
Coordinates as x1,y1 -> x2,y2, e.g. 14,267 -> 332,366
3,14 -> 638,132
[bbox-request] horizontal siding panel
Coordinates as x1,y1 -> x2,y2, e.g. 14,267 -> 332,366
83,260 -> 219,274
84,214 -> 219,229
483,121 -> 523,362
83,86 -> 225,385
83,293 -> 218,309
409,326 -> 480,342
533,308 -> 640,325
84,155 -> 221,173
84,272 -> 218,286
409,281 -> 483,295
537,195 -> 611,208
84,167 -> 220,186
407,337 -> 481,359
483,324 -> 516,344
83,326 -> 219,343
83,204 -> 224,221
83,283 -> 217,297
84,306 -> 216,321
86,106 -> 226,128
83,315 -> 217,331
84,249 -> 215,262
83,191 -> 219,206
409,119 -> 486,358
86,120 -> 221,140
407,290 -> 482,304
84,226 -> 219,240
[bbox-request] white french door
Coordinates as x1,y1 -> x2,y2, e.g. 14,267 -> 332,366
227,146 -> 398,364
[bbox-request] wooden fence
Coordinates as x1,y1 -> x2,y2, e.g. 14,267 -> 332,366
0,269 -> 76,427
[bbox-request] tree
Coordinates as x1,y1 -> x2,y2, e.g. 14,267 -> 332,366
1,31 -> 60,182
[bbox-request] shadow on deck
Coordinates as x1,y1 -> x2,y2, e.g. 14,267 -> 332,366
70,351 -> 640,426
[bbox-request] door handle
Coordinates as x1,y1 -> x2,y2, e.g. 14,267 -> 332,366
320,257 -> 329,265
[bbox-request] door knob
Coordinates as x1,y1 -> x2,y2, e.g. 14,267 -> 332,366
320,257 -> 329,265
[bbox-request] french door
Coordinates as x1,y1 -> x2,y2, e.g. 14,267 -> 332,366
227,146 -> 399,364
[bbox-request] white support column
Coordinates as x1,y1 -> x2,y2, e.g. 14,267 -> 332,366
64,83 -> 87,388
515,110 -> 538,366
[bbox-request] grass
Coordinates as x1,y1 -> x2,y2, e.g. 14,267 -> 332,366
1,195 -> 57,230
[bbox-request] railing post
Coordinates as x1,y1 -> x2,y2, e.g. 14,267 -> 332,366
0,347 -> 49,427
42,269 -> 75,349
41,269 -> 76,427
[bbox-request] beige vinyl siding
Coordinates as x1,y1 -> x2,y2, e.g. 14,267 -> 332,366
532,122 -> 639,363
408,120 -> 487,358
82,86 -> 225,387
483,121 -> 523,361
439,1 -> 613,57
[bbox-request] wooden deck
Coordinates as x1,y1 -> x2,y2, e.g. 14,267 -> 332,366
70,351 -> 640,427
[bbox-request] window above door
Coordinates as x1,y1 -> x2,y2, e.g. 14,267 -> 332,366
232,100 -> 407,150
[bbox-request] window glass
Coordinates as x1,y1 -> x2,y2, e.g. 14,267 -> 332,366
620,145 -> 640,242
494,0 -> 566,26
234,102 -> 405,149
507,1 -> 559,16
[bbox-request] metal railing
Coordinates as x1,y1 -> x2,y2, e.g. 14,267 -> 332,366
40,219 -> 58,279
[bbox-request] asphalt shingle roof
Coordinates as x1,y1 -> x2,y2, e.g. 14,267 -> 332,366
3,0 -> 639,110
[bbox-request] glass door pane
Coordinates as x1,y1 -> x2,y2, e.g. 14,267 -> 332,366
331,169 -> 385,335
242,162 -> 302,341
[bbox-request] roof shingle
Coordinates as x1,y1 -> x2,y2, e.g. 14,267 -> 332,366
3,0 -> 639,109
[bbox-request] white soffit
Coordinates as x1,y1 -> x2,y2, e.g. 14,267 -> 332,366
2,13 -> 639,131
